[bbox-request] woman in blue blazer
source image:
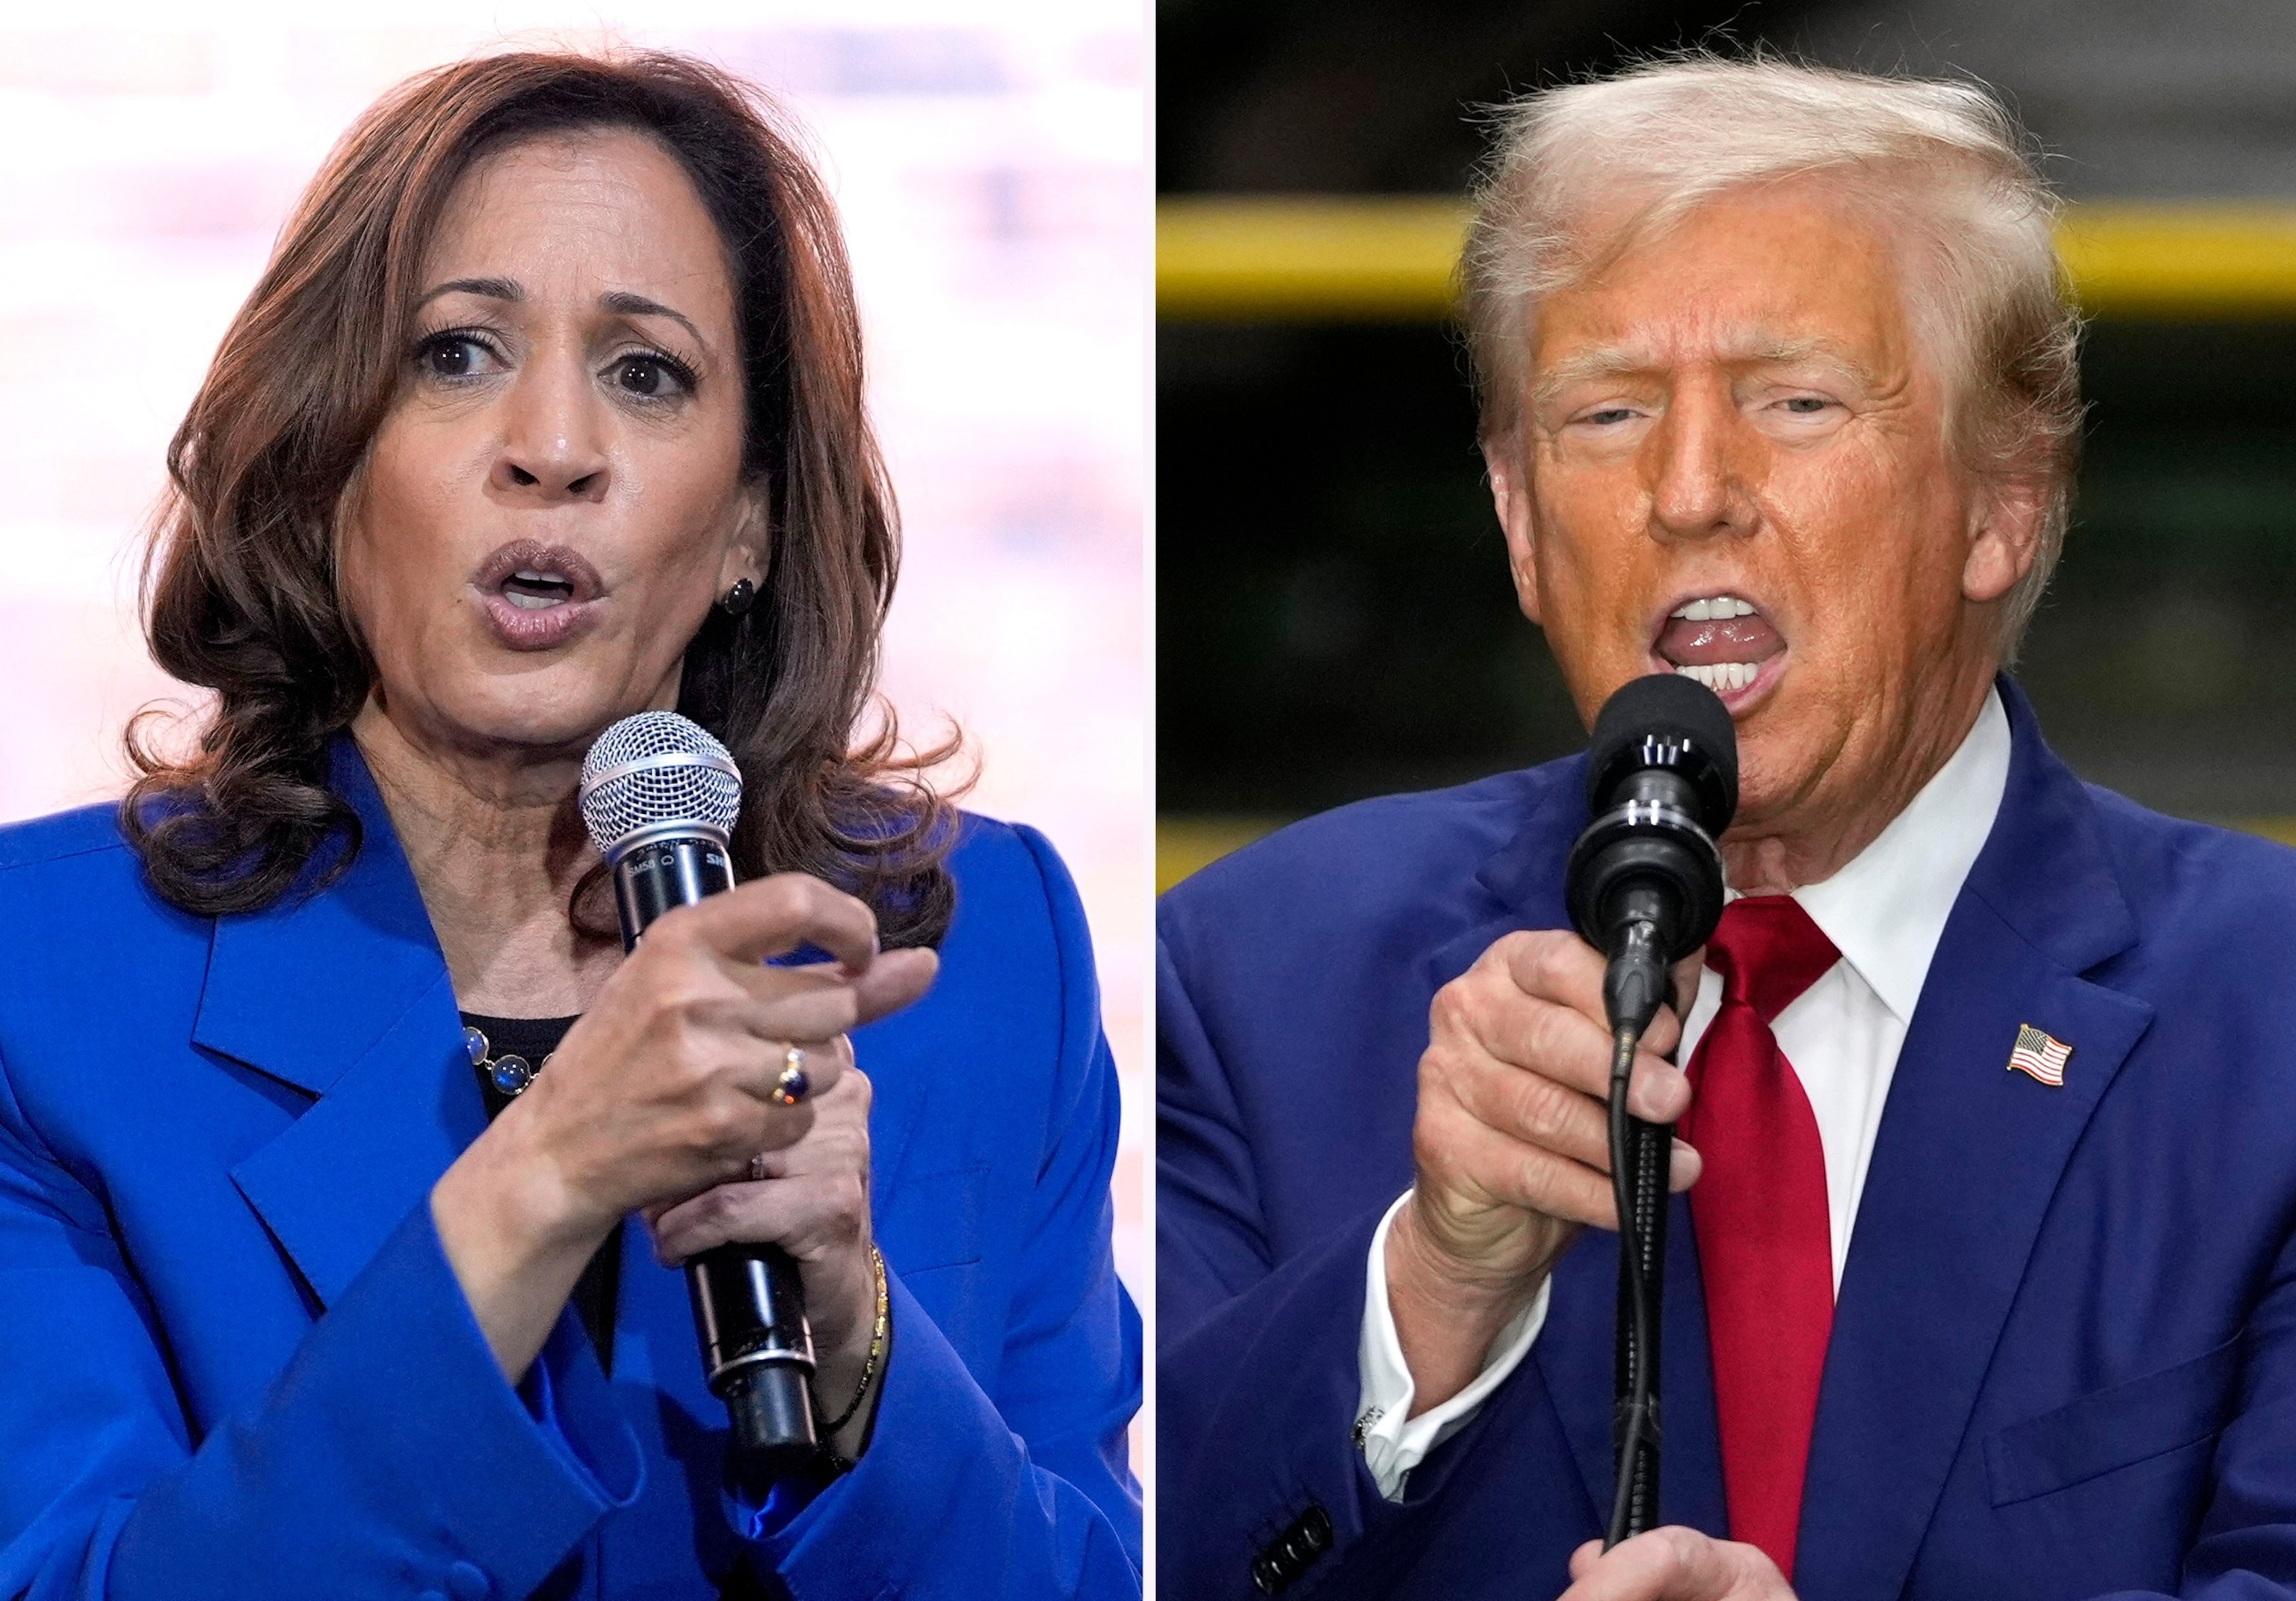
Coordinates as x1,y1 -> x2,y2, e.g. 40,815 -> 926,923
0,49 -> 1138,1601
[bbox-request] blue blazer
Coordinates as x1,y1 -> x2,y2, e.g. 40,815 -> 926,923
0,744 -> 1140,1601
1160,679 -> 2296,1600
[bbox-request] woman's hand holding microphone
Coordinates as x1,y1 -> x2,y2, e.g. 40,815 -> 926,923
430,874 -> 936,1416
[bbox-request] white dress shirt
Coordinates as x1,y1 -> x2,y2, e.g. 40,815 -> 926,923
1355,688 -> 2013,1499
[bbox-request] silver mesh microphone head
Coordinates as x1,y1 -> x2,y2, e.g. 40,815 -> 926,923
578,712 -> 744,858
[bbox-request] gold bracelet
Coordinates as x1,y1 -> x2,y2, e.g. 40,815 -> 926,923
818,1244 -> 889,1439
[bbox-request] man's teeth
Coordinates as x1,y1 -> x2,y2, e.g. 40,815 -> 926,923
1670,596 -> 1757,620
1674,661 -> 1761,693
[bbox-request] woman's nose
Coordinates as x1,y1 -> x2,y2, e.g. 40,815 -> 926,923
492,452 -> 609,500
490,365 -> 611,503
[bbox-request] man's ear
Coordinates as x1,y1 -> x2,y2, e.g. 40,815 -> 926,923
1963,471 -> 2048,606
1485,437 -> 1545,626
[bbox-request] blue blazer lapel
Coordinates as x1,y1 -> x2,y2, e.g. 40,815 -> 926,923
1794,680 -> 2156,1601
1421,754 -> 1587,992
197,740 -> 482,1307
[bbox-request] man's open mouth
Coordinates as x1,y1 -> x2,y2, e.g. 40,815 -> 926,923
1653,593 -> 1786,697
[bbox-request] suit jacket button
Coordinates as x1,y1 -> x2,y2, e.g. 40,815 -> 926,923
1299,1505 -> 1333,1552
1251,1552 -> 1289,1594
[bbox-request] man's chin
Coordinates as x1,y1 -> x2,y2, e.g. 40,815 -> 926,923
1716,735 -> 1821,842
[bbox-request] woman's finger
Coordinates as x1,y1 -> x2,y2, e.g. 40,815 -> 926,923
848,946 -> 937,1025
715,975 -> 871,1046
716,949 -> 936,1035
650,1169 -> 868,1265
741,1069 -> 869,1185
670,874 -> 883,972
716,955 -> 932,1028
640,1070 -> 868,1243
732,1031 -> 848,1106
744,1098 -> 817,1156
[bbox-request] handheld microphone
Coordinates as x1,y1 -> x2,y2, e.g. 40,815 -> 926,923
578,711 -> 820,1479
1564,673 -> 1736,1547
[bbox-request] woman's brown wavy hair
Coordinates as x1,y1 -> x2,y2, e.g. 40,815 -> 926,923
124,49 -> 960,948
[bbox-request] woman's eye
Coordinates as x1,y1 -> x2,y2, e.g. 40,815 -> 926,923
611,354 -> 693,398
417,334 -> 499,380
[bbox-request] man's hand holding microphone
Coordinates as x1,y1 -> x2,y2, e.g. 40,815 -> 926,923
1386,929 -> 1700,1410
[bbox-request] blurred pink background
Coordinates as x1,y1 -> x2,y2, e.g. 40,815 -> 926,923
0,6 -> 1147,1302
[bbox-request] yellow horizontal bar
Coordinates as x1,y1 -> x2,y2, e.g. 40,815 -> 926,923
2055,206 -> 2296,317
1155,816 -> 1288,895
2238,818 -> 2296,849
1158,197 -> 1472,321
1158,197 -> 2296,321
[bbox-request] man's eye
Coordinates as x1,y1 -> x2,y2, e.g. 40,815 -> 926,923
1781,395 -> 1832,414
1585,407 -> 1638,425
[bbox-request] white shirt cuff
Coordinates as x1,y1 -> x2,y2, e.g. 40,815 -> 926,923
1353,1189 -> 1551,1502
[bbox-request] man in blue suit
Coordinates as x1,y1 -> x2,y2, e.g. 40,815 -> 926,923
1160,58 -> 2296,1601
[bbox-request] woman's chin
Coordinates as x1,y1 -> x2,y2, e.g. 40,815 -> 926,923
410,670 -> 660,764
440,599 -> 677,753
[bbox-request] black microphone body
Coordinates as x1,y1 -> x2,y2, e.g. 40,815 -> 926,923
1565,675 -> 1737,1546
609,830 -> 820,1478
581,716 -> 819,1482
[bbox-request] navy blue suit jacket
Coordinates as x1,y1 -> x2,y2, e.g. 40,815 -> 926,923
1160,680 -> 2296,1600
0,744 -> 1140,1600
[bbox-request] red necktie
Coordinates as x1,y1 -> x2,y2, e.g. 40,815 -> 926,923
1679,895 -> 1841,1581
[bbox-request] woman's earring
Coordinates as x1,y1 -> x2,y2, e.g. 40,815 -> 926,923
719,577 -> 757,617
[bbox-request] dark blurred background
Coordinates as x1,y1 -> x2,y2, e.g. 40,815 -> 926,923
1157,0 -> 2296,880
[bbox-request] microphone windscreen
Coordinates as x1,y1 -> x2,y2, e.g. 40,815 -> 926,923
1585,672 -> 1738,821
578,711 -> 744,854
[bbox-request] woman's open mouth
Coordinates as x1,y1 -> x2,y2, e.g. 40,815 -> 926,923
470,540 -> 605,652
501,570 -> 577,608
1651,591 -> 1786,707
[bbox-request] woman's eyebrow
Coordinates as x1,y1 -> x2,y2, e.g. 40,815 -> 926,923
599,289 -> 708,351
412,280 -> 708,354
417,276 -> 521,309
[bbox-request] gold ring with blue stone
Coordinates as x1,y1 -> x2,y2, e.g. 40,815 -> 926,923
770,1045 -> 810,1107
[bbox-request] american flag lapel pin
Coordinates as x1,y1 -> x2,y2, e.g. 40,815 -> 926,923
2008,1023 -> 2073,1087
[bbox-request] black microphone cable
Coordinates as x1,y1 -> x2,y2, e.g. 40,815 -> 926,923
1606,957 -> 1665,1547
1598,908 -> 1676,1546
